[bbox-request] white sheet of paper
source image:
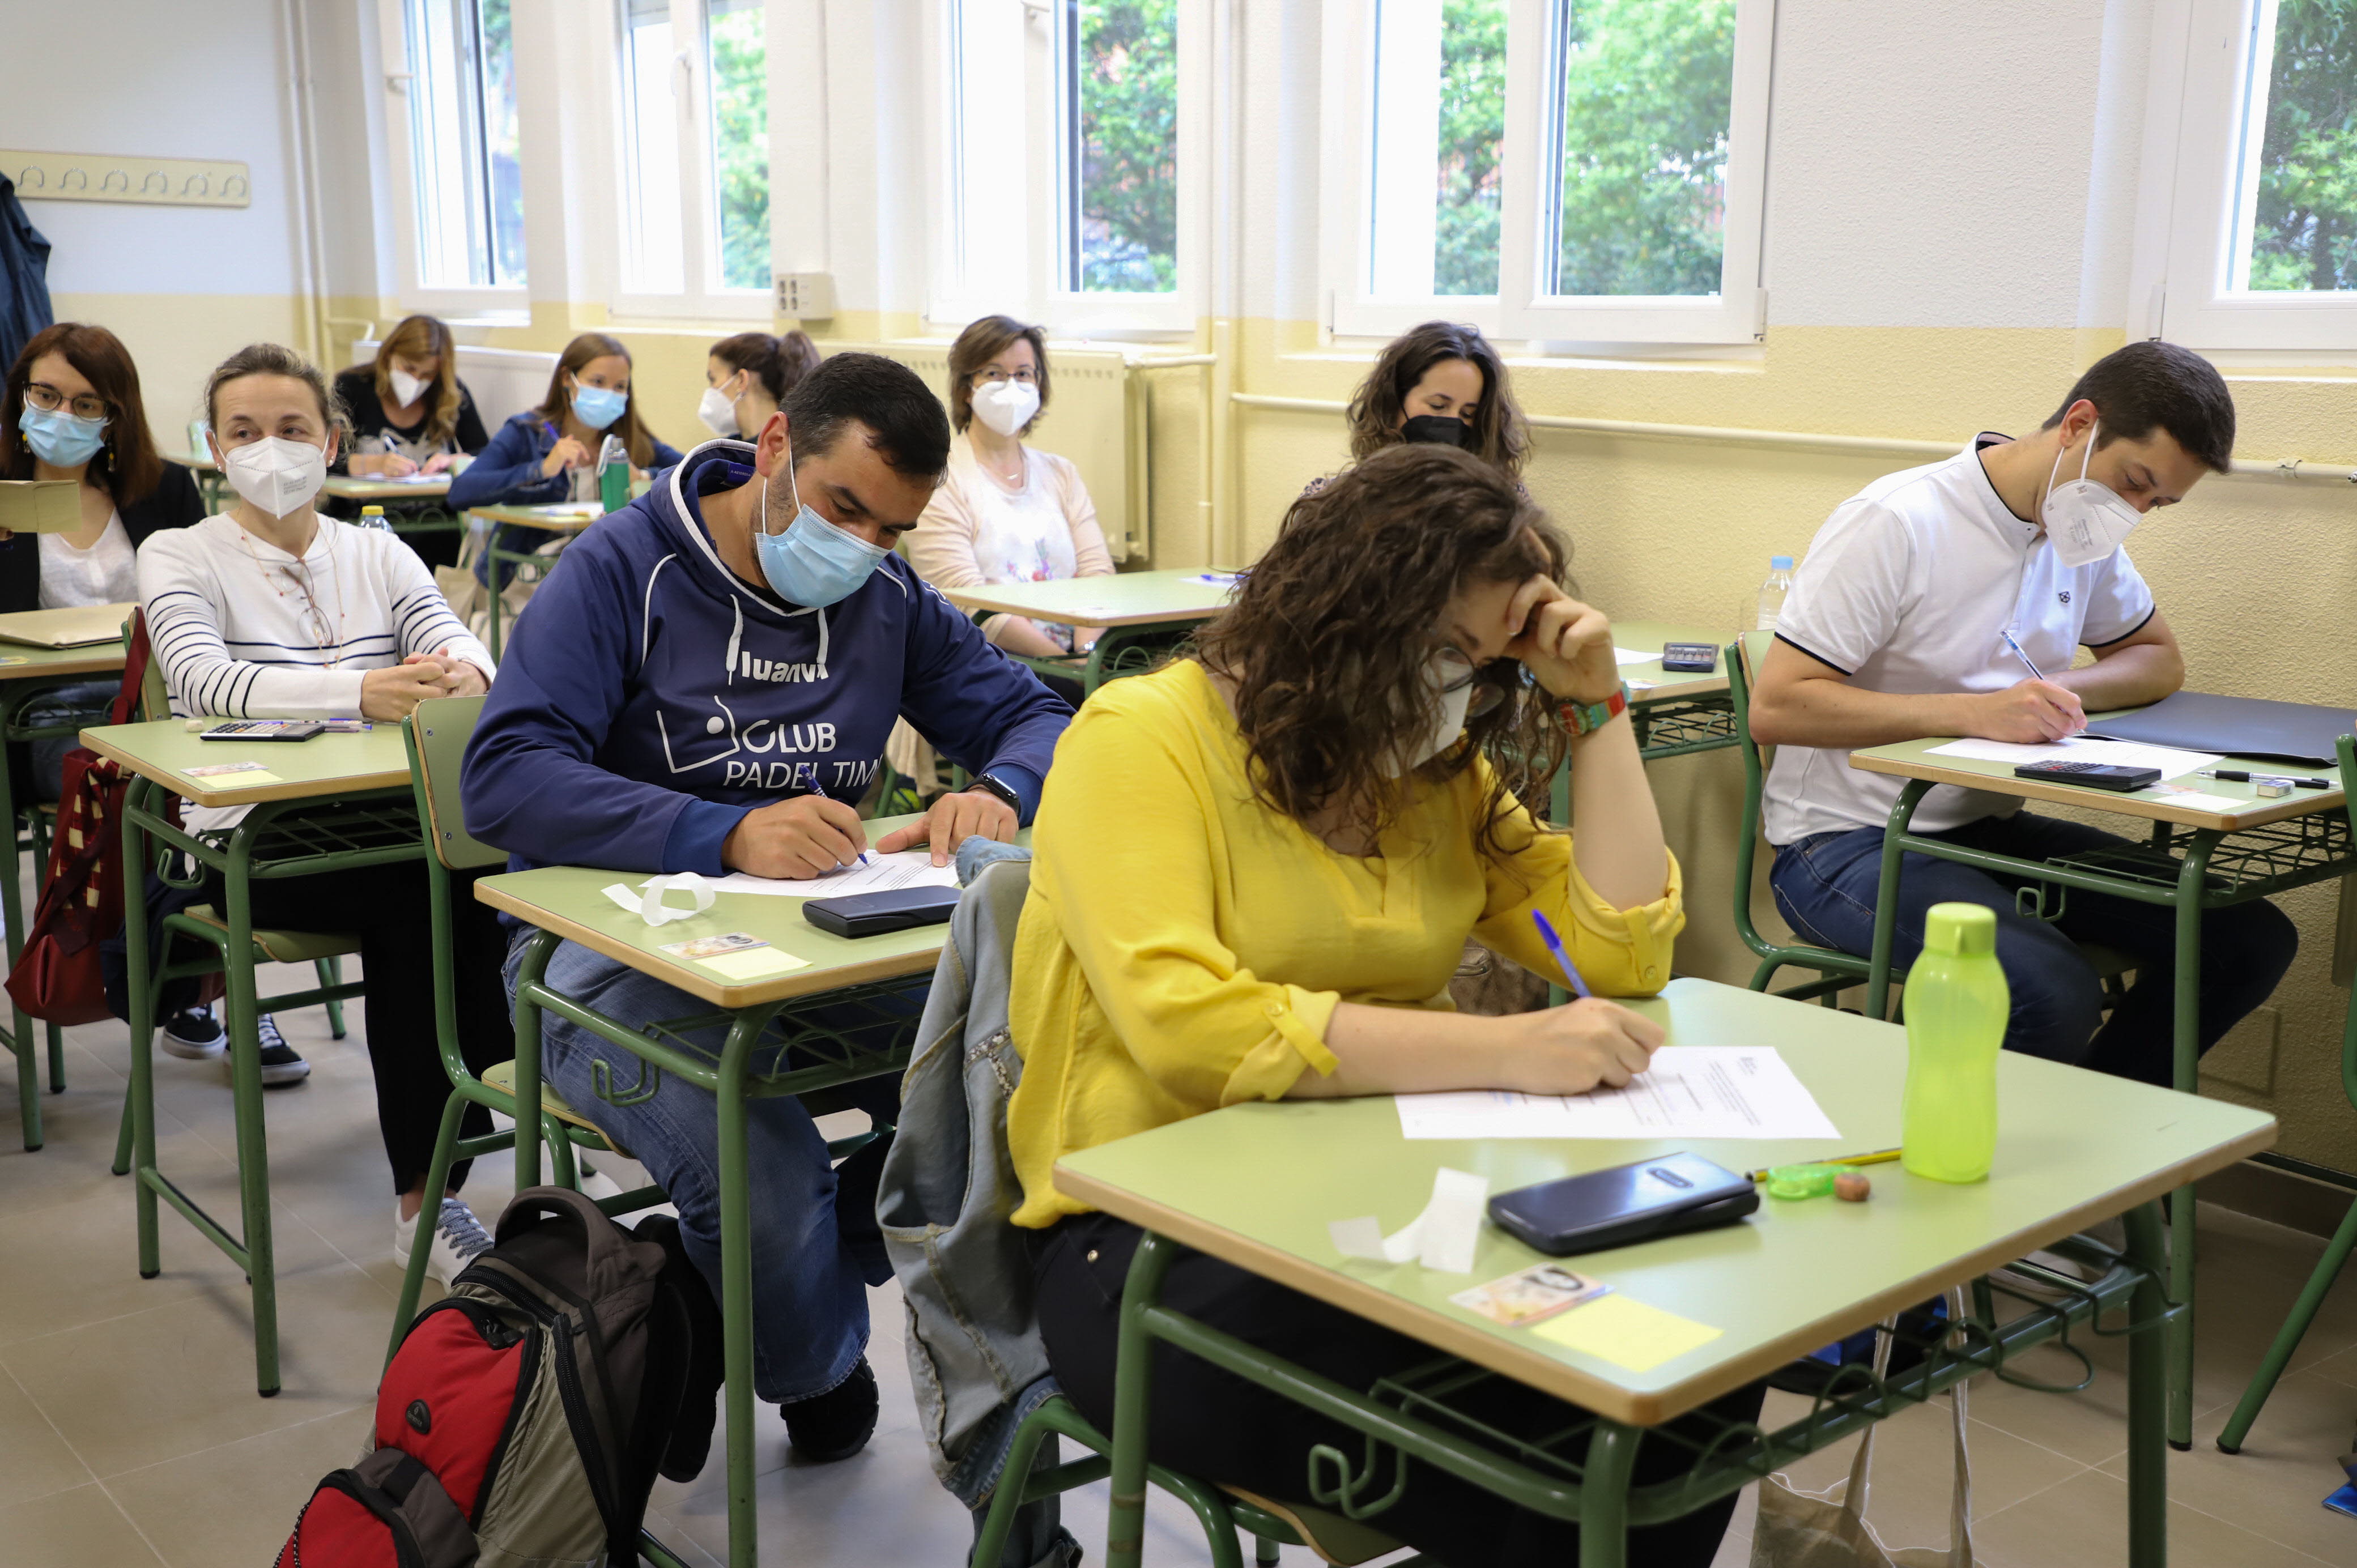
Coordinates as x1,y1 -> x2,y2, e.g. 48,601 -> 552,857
708,850 -> 960,898
1329,1167 -> 1490,1273
1924,734 -> 2222,779
1396,1047 -> 1841,1141
1614,647 -> 1657,666
2151,790 -> 2260,812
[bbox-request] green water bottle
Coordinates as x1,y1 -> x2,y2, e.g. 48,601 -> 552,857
1901,902 -> 2007,1183
597,436 -> 629,514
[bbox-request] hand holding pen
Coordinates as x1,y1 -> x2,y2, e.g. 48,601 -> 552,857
1985,630 -> 2086,741
1499,910 -> 1665,1094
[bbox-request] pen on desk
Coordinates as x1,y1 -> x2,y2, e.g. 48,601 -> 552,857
2200,768 -> 2333,789
1529,910 -> 1593,1000
1745,1148 -> 1902,1183
1999,630 -> 2045,681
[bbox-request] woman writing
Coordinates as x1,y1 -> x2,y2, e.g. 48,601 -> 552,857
904,316 -> 1112,694
1308,319 -> 1530,494
329,314 -> 490,568
140,343 -> 510,1283
1007,443 -> 1755,1568
447,332 -> 682,580
696,328 -> 819,438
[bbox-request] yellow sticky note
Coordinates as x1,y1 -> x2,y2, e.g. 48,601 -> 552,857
1530,1294 -> 1722,1372
181,763 -> 282,786
697,947 -> 811,981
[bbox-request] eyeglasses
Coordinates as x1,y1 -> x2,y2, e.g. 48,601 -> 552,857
1433,645 -> 1514,720
972,367 -> 1038,386
24,382 -> 108,423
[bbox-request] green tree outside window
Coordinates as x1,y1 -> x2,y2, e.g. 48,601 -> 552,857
1074,0 -> 1178,293
2246,0 -> 2356,292
708,0 -> 770,291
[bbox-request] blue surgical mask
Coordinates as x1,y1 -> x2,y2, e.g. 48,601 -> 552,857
20,400 -> 108,468
569,380 -> 628,431
752,451 -> 890,607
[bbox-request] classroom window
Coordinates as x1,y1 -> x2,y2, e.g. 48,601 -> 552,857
1324,0 -> 1771,344
613,0 -> 769,317
1060,0 -> 1178,295
402,0 -> 526,290
2153,0 -> 2357,350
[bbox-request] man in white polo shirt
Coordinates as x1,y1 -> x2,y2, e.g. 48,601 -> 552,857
1750,342 -> 2296,1085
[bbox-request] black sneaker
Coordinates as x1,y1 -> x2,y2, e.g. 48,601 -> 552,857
234,1013 -> 310,1088
780,1357 -> 878,1463
159,1005 -> 227,1060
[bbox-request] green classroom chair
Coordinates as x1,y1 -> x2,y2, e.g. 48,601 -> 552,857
2214,731 -> 2357,1454
385,694 -> 673,1360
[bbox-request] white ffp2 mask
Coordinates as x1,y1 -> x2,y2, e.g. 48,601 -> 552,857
388,368 -> 427,409
972,380 -> 1040,438
1382,653 -> 1477,778
697,384 -> 741,437
2041,420 -> 2143,568
220,436 -> 329,518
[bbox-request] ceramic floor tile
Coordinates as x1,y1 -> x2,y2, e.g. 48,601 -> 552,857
1971,1465 -> 2337,1568
0,1482 -> 164,1566
2,1262 -> 397,1478
106,1404 -> 373,1568
2095,1368 -> 2357,1565
1755,1385 -> 2087,1527
0,1367 -> 95,1510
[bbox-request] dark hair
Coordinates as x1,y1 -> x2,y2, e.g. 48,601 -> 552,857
203,342 -> 348,442
2,322 -> 166,505
1346,321 -> 1529,476
2041,340 -> 2236,474
711,329 -> 820,404
1194,442 -> 1569,856
780,352 -> 952,482
535,333 -> 658,467
374,314 -> 462,448
944,314 -> 1050,436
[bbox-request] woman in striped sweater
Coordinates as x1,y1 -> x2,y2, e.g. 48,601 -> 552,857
137,342 -> 509,1286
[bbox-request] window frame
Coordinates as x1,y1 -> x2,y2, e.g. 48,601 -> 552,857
378,0 -> 529,316
1319,0 -> 1774,347
2147,0 -> 2357,352
610,0 -> 773,323
925,0 -> 1203,339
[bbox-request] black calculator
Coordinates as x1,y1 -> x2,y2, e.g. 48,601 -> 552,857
2013,759 -> 2160,791
200,719 -> 326,742
1660,642 -> 1718,672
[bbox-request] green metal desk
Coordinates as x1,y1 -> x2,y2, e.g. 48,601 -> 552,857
323,472 -> 460,541
465,502 -> 610,659
479,826 -> 1030,1568
171,449 -> 226,513
0,625 -> 132,1148
1056,977 -> 2273,1568
1849,734 -> 2355,1449
1541,619 -> 1739,829
91,720 -> 416,1392
940,567 -> 1240,695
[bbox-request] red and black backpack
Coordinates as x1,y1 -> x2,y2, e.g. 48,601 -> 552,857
278,1189 -> 723,1567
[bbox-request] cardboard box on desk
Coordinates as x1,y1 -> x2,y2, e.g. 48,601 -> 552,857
0,481 -> 80,534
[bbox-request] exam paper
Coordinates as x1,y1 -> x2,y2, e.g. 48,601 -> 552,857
1396,1047 -> 1840,1141
1614,647 -> 1657,666
1924,734 -> 2220,779
708,850 -> 960,898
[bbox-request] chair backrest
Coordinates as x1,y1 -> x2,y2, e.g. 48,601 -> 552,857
1727,632 -> 1779,960
119,613 -> 169,723
405,694 -> 504,870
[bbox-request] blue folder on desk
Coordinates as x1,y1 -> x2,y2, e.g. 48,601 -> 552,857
2086,691 -> 2357,768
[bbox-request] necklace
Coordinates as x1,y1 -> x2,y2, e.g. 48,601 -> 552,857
236,521 -> 347,666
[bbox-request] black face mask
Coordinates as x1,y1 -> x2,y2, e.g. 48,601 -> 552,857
1400,414 -> 1473,450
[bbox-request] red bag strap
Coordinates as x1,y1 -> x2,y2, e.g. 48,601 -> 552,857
110,608 -> 153,727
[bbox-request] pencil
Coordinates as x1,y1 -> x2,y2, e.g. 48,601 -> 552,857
1746,1148 -> 1902,1183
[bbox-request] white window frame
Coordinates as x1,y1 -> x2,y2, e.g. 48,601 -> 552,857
2145,0 -> 2357,351
1320,0 -> 1773,347
925,0 -> 1203,339
377,0 -> 529,316
611,0 -> 773,323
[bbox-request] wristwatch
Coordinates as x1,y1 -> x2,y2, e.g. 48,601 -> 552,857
969,772 -> 1024,814
1558,683 -> 1630,738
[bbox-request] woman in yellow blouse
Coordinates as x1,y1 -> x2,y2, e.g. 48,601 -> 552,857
1007,442 -> 1758,1568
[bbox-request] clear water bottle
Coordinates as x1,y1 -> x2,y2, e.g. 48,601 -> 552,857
1755,555 -> 1796,632
1902,902 -> 2008,1184
356,504 -> 393,534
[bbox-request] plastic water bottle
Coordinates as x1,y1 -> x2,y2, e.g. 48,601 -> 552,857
597,435 -> 630,514
1755,555 -> 1796,632
356,504 -> 393,534
1901,902 -> 2008,1184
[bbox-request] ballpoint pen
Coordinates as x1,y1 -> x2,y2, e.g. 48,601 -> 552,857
1999,629 -> 2044,681
1529,910 -> 1592,1000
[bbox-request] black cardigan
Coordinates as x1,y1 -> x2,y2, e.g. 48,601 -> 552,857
330,367 -> 491,469
0,459 -> 206,614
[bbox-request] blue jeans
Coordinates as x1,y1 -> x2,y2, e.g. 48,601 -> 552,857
503,931 -> 913,1403
1769,813 -> 2298,1086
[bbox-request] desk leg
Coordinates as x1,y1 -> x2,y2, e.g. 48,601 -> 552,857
1865,781 -> 1931,1022
1108,1232 -> 1179,1568
510,930 -> 559,1192
1,686 -> 37,1148
2166,837 -> 2218,1451
124,782 -> 160,1274
224,838 -> 281,1397
1579,1422 -> 1639,1568
716,1009 -> 774,1568
486,552 -> 504,662
2125,1200 -> 2170,1567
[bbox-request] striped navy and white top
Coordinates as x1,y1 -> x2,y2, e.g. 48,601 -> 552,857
138,514 -> 495,827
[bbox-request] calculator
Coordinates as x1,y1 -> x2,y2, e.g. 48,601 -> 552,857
1660,642 -> 1719,672
2013,759 -> 2160,791
199,719 -> 326,742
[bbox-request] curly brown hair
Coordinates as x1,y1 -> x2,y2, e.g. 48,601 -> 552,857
1194,442 -> 1570,857
1345,321 -> 1529,476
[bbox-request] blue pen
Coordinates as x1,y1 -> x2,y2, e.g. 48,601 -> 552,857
1530,910 -> 1593,1000
1999,629 -> 2045,681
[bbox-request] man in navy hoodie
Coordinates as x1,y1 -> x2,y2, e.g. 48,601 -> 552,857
462,353 -> 1071,1463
